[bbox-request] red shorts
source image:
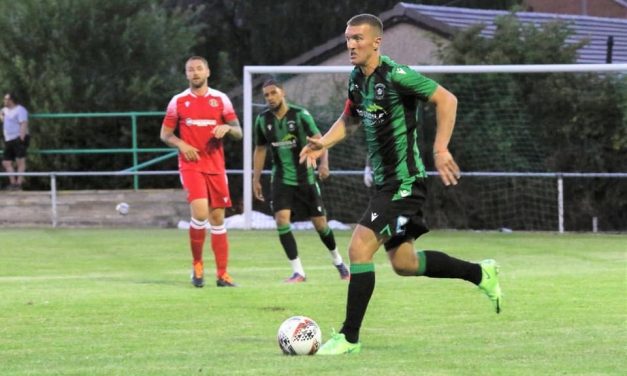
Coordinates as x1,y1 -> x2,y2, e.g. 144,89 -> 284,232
180,170 -> 232,207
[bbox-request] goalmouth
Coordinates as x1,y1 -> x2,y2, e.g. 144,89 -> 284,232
241,64 -> 627,232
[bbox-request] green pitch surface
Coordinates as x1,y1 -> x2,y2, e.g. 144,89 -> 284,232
1,229 -> 625,375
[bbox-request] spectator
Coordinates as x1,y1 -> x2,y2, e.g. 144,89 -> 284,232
1,92 -> 29,190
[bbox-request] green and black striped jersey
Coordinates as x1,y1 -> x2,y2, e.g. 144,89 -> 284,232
345,55 -> 438,190
254,104 -> 320,186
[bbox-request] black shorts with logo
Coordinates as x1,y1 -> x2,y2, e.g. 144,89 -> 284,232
2,135 -> 30,161
358,178 -> 430,251
270,180 -> 326,220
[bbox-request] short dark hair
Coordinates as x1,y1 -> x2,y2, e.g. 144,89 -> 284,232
262,78 -> 283,89
347,14 -> 383,35
4,92 -> 18,103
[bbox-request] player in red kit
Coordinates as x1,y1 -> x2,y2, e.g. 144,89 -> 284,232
160,56 -> 242,288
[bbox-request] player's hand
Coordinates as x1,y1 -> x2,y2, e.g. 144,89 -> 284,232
299,137 -> 325,168
318,165 -> 330,181
179,143 -> 200,162
253,180 -> 264,201
434,149 -> 460,186
213,125 -> 231,139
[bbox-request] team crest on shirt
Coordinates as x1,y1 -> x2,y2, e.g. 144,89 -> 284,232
287,120 -> 296,132
209,99 -> 218,107
185,101 -> 190,107
375,83 -> 386,100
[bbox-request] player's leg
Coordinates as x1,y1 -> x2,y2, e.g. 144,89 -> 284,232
271,183 -> 305,282
275,208 -> 305,282
311,215 -> 349,280
181,170 -> 209,287
206,173 -> 236,287
388,243 -> 501,313
207,206 -> 235,287
317,224 -> 381,355
189,198 -> 209,287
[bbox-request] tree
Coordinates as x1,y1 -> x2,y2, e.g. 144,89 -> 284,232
432,13 -> 627,230
0,0 -> 204,188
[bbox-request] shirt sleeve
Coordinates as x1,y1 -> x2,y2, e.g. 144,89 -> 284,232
253,115 -> 267,146
342,98 -> 357,118
393,65 -> 438,102
221,94 -> 238,123
17,107 -> 28,122
162,96 -> 178,129
300,109 -> 320,137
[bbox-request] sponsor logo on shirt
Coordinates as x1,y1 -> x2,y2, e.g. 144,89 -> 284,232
356,104 -> 388,125
185,118 -> 217,127
271,134 -> 297,149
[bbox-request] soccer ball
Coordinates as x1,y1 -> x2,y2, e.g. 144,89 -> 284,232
277,316 -> 322,355
115,202 -> 129,215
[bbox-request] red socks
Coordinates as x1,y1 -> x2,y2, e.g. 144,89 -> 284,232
189,218 -> 207,263
210,224 -> 229,278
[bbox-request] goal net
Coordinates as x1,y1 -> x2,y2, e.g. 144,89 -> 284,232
242,65 -> 627,231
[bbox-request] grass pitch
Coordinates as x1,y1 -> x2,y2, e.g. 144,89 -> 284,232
0,229 -> 625,375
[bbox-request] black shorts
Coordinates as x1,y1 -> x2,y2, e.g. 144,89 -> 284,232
270,180 -> 326,219
358,178 -> 430,251
2,135 -> 30,161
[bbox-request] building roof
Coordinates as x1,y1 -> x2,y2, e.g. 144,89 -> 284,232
287,2 -> 627,66
398,3 -> 627,64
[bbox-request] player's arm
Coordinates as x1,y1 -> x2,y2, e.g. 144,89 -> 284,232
310,133 -> 330,180
299,100 -> 360,167
160,124 -> 200,162
429,85 -> 460,186
213,119 -> 242,140
252,145 -> 266,201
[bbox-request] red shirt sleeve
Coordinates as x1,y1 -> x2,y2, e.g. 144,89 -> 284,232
342,98 -> 356,118
219,93 -> 238,123
162,96 -> 178,128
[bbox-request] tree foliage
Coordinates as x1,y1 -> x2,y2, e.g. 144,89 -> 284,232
431,13 -> 627,230
0,0 -> 204,187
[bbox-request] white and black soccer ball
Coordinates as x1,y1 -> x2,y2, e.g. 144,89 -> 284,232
115,202 -> 129,215
277,316 -> 322,355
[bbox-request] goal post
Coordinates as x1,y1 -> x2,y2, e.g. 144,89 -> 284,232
242,64 -> 627,231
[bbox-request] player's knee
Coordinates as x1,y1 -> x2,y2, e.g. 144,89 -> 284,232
391,262 -> 415,276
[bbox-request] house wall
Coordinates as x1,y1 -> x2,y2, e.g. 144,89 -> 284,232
276,24 -> 448,110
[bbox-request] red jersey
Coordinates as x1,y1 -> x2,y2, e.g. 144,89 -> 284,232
162,88 -> 239,173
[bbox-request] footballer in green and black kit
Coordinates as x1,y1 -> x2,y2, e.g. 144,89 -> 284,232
344,55 -> 438,249
254,104 -> 326,218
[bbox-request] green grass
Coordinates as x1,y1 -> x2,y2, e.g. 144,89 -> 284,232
0,229 -> 625,375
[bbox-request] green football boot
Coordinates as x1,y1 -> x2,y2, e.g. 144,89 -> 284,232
478,259 -> 502,314
317,331 -> 362,355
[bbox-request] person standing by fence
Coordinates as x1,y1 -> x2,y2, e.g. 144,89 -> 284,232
1,92 -> 29,190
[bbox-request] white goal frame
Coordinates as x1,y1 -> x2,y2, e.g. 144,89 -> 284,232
242,63 -> 627,230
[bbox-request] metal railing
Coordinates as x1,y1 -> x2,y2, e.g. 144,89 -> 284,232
2,170 -> 626,231
18,112 -> 171,189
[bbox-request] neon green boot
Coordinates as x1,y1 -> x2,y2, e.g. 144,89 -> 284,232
478,259 -> 502,314
317,331 -> 362,355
